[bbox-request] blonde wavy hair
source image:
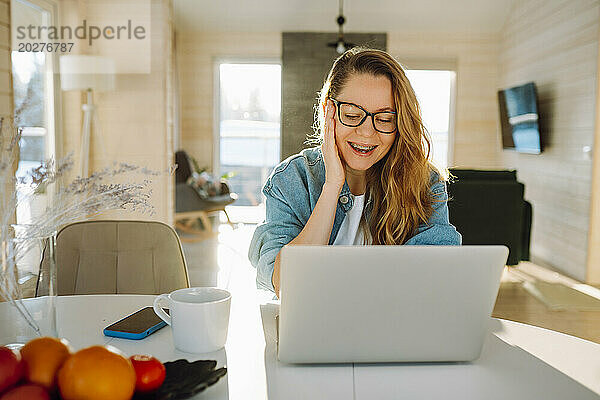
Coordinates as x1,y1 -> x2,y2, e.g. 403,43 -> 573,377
313,47 -> 446,245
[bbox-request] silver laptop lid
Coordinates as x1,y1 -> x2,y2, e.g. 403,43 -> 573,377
278,245 -> 508,364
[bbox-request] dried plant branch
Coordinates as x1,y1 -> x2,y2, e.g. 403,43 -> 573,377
1,115 -> 171,337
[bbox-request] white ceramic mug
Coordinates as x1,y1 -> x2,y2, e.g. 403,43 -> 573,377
153,287 -> 231,353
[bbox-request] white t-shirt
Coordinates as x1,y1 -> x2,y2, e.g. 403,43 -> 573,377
333,194 -> 365,245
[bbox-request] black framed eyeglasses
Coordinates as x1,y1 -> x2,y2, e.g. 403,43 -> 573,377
330,98 -> 397,134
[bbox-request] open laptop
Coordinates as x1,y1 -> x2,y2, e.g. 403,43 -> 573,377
277,245 -> 508,364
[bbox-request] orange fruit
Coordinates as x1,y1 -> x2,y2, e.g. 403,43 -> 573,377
20,337 -> 72,390
57,345 -> 136,400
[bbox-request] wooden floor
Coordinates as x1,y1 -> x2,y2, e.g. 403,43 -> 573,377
492,262 -> 600,344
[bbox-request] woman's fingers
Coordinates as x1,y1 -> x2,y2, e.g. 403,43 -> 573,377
322,101 -> 332,149
324,105 -> 333,156
322,100 -> 345,188
325,101 -> 335,150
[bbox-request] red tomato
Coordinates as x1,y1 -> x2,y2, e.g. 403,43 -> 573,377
129,355 -> 166,393
0,347 -> 24,394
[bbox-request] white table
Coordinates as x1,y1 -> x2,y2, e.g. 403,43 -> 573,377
260,304 -> 600,399
2,290 -> 599,399
0,293 -> 265,400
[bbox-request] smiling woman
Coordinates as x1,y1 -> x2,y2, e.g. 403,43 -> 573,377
248,47 -> 462,296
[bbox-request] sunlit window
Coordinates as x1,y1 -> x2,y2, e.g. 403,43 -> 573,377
12,0 -> 57,225
13,52 -> 47,171
405,70 -> 455,169
218,63 -> 281,221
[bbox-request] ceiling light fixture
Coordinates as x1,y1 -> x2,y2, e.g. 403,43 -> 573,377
327,0 -> 355,54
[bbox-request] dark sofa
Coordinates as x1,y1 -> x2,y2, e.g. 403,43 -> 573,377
446,169 -> 532,266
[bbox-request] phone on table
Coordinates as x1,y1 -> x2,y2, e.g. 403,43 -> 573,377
103,307 -> 169,340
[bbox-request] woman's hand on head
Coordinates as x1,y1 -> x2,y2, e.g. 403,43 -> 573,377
321,99 -> 345,190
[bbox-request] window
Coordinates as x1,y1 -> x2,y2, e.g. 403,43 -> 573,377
12,0 -> 59,224
217,62 -> 281,222
405,70 -> 455,169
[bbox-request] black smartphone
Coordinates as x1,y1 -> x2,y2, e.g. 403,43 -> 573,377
103,307 -> 169,340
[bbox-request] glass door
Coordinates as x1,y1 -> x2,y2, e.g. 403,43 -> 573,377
217,62 -> 281,223
11,0 -> 58,224
405,70 -> 455,169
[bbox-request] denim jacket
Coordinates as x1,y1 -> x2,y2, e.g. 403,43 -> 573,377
248,147 -> 462,293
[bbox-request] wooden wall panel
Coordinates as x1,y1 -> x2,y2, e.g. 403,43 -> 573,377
388,32 -> 503,168
499,0 -> 600,281
0,0 -> 9,117
58,0 -> 175,225
0,0 -> 12,224
587,19 -> 600,284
